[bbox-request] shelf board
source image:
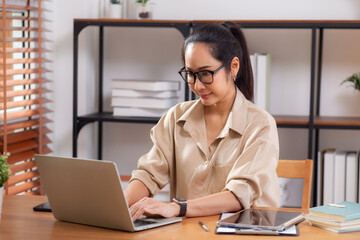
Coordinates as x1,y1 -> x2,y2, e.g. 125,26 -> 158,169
314,116 -> 360,129
77,112 -> 160,124
274,115 -> 309,128
76,113 -> 360,130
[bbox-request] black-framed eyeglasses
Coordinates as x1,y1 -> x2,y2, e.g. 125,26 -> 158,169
178,63 -> 225,84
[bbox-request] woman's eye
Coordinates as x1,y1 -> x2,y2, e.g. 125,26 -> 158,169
200,71 -> 211,76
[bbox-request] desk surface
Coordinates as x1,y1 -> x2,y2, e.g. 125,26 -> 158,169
1,195 -> 360,240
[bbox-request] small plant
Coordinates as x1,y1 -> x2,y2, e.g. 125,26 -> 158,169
0,152 -> 11,188
110,0 -> 120,4
135,0 -> 149,6
341,73 -> 360,91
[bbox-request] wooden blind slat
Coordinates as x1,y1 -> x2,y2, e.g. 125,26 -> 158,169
0,98 -> 51,110
0,27 -> 51,32
0,37 -> 52,43
41,136 -> 52,145
7,170 -> 39,186
0,88 -> 51,98
0,117 -> 52,134
7,180 -> 40,195
1,139 -> 38,155
0,78 -> 51,87
0,58 -> 52,64
9,160 -> 37,174
0,107 -> 52,121
22,189 -> 41,195
41,146 -> 52,155
7,150 -> 37,165
0,16 -> 51,22
0,48 -> 52,53
0,5 -> 51,12
0,129 -> 38,145
0,68 -> 51,75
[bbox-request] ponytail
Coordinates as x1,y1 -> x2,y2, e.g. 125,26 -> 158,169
182,22 -> 254,102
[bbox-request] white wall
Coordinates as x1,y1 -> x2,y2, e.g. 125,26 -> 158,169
53,0 -> 360,176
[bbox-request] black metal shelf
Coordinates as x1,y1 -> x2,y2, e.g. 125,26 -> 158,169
73,20 -> 191,159
77,112 -> 159,125
73,20 -> 360,206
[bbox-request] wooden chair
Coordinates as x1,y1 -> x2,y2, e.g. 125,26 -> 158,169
276,159 -> 313,209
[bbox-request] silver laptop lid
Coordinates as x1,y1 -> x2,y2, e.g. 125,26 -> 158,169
35,155 -> 135,231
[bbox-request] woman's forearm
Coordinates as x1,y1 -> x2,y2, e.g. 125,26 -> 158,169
124,179 -> 150,207
186,191 -> 242,217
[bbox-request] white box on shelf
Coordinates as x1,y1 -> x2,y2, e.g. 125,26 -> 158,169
111,79 -> 180,91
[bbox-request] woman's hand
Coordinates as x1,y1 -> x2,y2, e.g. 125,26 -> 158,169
129,197 -> 180,221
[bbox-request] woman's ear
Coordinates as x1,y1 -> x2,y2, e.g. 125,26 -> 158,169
231,57 -> 240,78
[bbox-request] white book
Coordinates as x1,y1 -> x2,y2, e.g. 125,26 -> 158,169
358,151 -> 360,203
250,54 -> 257,103
254,54 -> 270,110
111,79 -> 180,91
323,149 -> 336,205
333,151 -> 346,203
112,89 -> 178,98
317,149 -> 326,206
111,97 -> 179,109
345,151 -> 358,202
113,107 -> 167,117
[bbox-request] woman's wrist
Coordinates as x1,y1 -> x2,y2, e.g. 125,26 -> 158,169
170,202 -> 181,217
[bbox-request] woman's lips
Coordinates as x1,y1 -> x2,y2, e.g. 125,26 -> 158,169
199,93 -> 211,99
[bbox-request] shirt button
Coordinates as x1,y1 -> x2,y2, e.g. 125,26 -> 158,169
204,160 -> 209,165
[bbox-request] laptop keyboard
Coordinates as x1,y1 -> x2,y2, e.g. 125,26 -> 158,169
134,219 -> 158,227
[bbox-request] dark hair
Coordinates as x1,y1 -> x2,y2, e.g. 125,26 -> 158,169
181,21 -> 254,102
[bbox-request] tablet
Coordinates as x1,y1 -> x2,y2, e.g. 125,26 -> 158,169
217,209 -> 304,231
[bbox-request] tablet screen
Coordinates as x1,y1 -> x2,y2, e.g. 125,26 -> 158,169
218,209 -> 303,230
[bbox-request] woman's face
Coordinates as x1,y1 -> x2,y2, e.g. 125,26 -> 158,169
184,42 -> 238,107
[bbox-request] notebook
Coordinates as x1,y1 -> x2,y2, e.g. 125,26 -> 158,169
35,155 -> 182,232
217,208 -> 304,231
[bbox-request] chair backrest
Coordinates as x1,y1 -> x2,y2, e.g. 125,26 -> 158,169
276,159 -> 313,209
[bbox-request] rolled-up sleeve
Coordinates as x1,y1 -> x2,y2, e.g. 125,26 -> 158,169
224,114 -> 280,209
130,109 -> 176,197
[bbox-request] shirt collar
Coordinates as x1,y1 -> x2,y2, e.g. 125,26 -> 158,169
177,88 -> 248,137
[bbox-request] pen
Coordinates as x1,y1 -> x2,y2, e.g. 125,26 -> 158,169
199,221 -> 209,232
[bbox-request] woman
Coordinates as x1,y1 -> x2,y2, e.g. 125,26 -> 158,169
125,22 -> 280,220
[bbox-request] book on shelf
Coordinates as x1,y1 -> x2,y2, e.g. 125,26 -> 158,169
113,107 -> 167,117
316,149 -> 326,206
345,151 -> 359,203
111,79 -> 180,91
112,89 -> 178,98
111,96 -> 179,109
305,201 -> 360,233
323,149 -> 336,205
334,151 -> 346,203
318,149 -> 360,205
250,53 -> 271,111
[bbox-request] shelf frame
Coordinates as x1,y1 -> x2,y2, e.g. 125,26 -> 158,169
73,19 -> 191,158
73,20 -> 360,206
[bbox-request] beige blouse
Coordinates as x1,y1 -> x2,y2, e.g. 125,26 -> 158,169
130,89 -> 280,209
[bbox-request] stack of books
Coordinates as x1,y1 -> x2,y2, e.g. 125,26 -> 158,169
305,201 -> 360,233
111,79 -> 180,117
317,149 -> 360,206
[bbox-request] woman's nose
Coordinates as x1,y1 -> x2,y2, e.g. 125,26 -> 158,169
194,77 -> 206,90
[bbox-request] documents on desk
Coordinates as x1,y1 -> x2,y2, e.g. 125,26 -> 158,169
215,209 -> 303,236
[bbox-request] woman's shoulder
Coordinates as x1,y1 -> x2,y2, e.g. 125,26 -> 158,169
162,99 -> 199,122
246,100 -> 276,126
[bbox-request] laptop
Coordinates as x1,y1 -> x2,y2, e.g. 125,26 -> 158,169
35,154 -> 182,232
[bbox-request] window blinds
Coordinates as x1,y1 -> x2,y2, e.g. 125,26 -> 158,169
0,0 -> 52,195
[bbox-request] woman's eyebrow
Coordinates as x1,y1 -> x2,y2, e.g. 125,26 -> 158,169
185,65 -> 213,71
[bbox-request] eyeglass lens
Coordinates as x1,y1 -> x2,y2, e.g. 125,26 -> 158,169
181,70 -> 214,84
